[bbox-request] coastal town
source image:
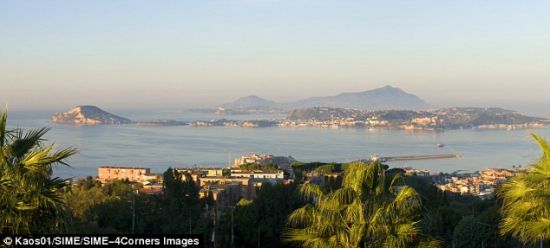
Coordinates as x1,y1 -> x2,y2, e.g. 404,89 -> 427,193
191,107 -> 550,131
406,167 -> 519,200
93,153 -> 520,212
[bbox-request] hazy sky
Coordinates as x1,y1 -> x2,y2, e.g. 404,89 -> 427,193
1,0 -> 549,114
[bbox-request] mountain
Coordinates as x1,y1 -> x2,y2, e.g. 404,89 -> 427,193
221,95 -> 277,109
287,85 -> 429,110
221,86 -> 429,111
51,106 -> 132,125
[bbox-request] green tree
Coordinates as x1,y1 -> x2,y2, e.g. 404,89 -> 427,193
0,109 -> 77,234
452,216 -> 491,248
230,199 -> 258,247
65,169 -> 212,235
65,183 -> 107,220
416,238 -> 442,248
217,182 -> 303,248
159,168 -> 205,234
285,161 -> 422,248
499,134 -> 550,245
239,163 -> 278,171
64,179 -> 137,233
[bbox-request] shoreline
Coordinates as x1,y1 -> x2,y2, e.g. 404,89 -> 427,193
48,120 -> 550,132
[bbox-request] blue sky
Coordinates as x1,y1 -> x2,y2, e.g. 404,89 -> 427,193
1,0 -> 549,114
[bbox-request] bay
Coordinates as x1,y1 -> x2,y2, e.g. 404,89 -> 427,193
7,109 -> 549,179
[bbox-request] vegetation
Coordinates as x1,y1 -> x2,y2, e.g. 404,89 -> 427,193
216,182 -> 304,248
291,161 -> 342,182
499,134 -> 550,245
452,216 -> 492,248
0,109 -> 77,234
285,161 -> 422,248
238,163 -> 278,171
65,169 -> 211,235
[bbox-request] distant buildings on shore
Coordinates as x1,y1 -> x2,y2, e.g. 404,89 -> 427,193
98,166 -> 162,185
97,154 -> 293,210
96,155 -> 521,210
190,107 -> 550,131
432,168 -> 518,199
233,154 -> 295,167
232,154 -> 274,168
397,167 -> 519,199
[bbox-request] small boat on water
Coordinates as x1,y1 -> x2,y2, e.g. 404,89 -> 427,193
436,143 -> 445,148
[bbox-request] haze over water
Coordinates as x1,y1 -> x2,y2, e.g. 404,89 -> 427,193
8,110 -> 550,179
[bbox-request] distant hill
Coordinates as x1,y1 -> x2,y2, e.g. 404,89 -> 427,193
221,85 -> 429,111
431,107 -> 544,128
287,85 -> 429,110
51,106 -> 132,125
221,95 -> 277,109
286,106 -> 547,129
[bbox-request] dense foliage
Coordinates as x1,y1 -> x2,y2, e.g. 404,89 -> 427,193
286,161 -> 422,248
216,182 -> 304,248
238,163 -> 279,171
499,134 -> 550,245
0,110 -> 77,234
65,168 -> 211,236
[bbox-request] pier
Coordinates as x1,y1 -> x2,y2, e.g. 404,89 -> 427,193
367,153 -> 460,163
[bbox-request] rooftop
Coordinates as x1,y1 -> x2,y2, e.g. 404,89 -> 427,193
99,166 -> 150,170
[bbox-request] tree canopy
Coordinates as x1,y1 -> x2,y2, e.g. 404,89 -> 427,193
499,134 -> 550,244
0,109 -> 77,234
285,161 -> 422,248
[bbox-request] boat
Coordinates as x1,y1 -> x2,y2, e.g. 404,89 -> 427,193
436,143 -> 445,148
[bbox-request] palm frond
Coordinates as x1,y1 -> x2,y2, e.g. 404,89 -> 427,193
286,160 -> 421,248
300,183 -> 325,202
0,110 -> 75,235
499,134 -> 550,244
10,127 -> 50,159
0,108 -> 7,147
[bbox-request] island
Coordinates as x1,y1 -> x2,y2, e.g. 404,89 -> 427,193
51,105 -> 132,125
191,107 -> 550,130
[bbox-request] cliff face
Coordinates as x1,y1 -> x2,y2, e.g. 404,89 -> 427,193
51,106 -> 132,125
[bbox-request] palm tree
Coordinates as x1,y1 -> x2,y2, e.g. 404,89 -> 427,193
285,161 -> 422,248
499,134 -> 550,245
0,109 -> 77,234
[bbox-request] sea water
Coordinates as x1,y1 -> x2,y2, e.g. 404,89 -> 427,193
7,109 -> 550,179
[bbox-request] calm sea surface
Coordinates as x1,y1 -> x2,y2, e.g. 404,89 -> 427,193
7,109 -> 550,179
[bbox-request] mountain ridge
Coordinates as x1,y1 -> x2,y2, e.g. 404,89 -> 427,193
221,95 -> 277,109
220,85 -> 429,110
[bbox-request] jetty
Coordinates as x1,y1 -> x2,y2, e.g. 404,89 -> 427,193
367,153 -> 460,163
